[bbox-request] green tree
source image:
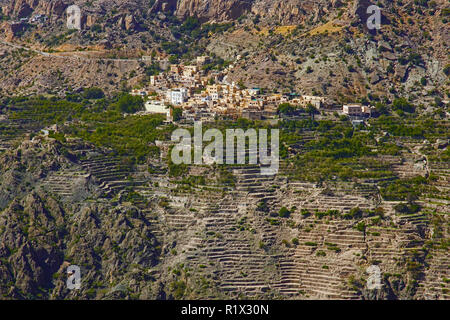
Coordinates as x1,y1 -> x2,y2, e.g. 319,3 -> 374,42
444,64 -> 450,76
82,87 -> 105,99
116,94 -> 144,114
277,103 -> 295,115
306,103 -> 318,120
278,207 -> 291,218
375,102 -> 389,115
392,97 -> 415,113
172,107 -> 183,122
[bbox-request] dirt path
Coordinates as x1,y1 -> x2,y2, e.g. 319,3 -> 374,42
0,39 -> 143,62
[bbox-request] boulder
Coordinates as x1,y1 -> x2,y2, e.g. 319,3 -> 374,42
378,40 -> 393,52
435,139 -> 448,150
124,14 -> 137,31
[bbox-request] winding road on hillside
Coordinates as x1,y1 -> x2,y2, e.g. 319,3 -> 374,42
0,38 -> 144,62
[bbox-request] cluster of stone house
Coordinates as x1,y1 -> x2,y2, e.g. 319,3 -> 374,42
131,56 -> 373,123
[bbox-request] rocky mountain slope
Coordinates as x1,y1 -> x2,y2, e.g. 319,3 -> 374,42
0,100 -> 448,299
0,0 -> 448,300
0,131 -> 448,299
0,0 -> 448,102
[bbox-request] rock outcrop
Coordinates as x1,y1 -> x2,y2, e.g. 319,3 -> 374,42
4,0 -> 68,17
175,0 -> 251,21
147,0 -> 365,24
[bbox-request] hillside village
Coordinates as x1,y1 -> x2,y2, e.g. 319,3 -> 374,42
131,55 -> 373,123
0,0 -> 448,302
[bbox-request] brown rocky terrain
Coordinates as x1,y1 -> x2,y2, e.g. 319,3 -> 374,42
0,0 -> 448,102
0,0 -> 448,301
0,124 -> 448,299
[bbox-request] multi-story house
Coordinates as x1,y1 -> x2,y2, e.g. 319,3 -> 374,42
343,104 -> 364,116
166,88 -> 188,105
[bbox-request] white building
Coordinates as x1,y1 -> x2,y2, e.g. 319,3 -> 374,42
247,88 -> 260,96
130,89 -> 148,97
145,100 -> 171,120
31,14 -> 47,23
166,88 -> 188,105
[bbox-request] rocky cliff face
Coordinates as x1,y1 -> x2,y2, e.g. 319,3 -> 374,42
174,0 -> 252,21
0,137 -> 160,299
0,0 -> 448,101
1,0 -> 368,24
250,0 -> 348,24
0,190 -> 160,299
3,0 -> 67,18
150,0 -> 346,24
0,131 -> 448,300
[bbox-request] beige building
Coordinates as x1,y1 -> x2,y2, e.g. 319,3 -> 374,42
197,56 -> 210,65
343,104 -> 364,116
150,74 -> 168,87
300,95 -> 325,109
170,65 -> 182,75
183,65 -> 198,77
